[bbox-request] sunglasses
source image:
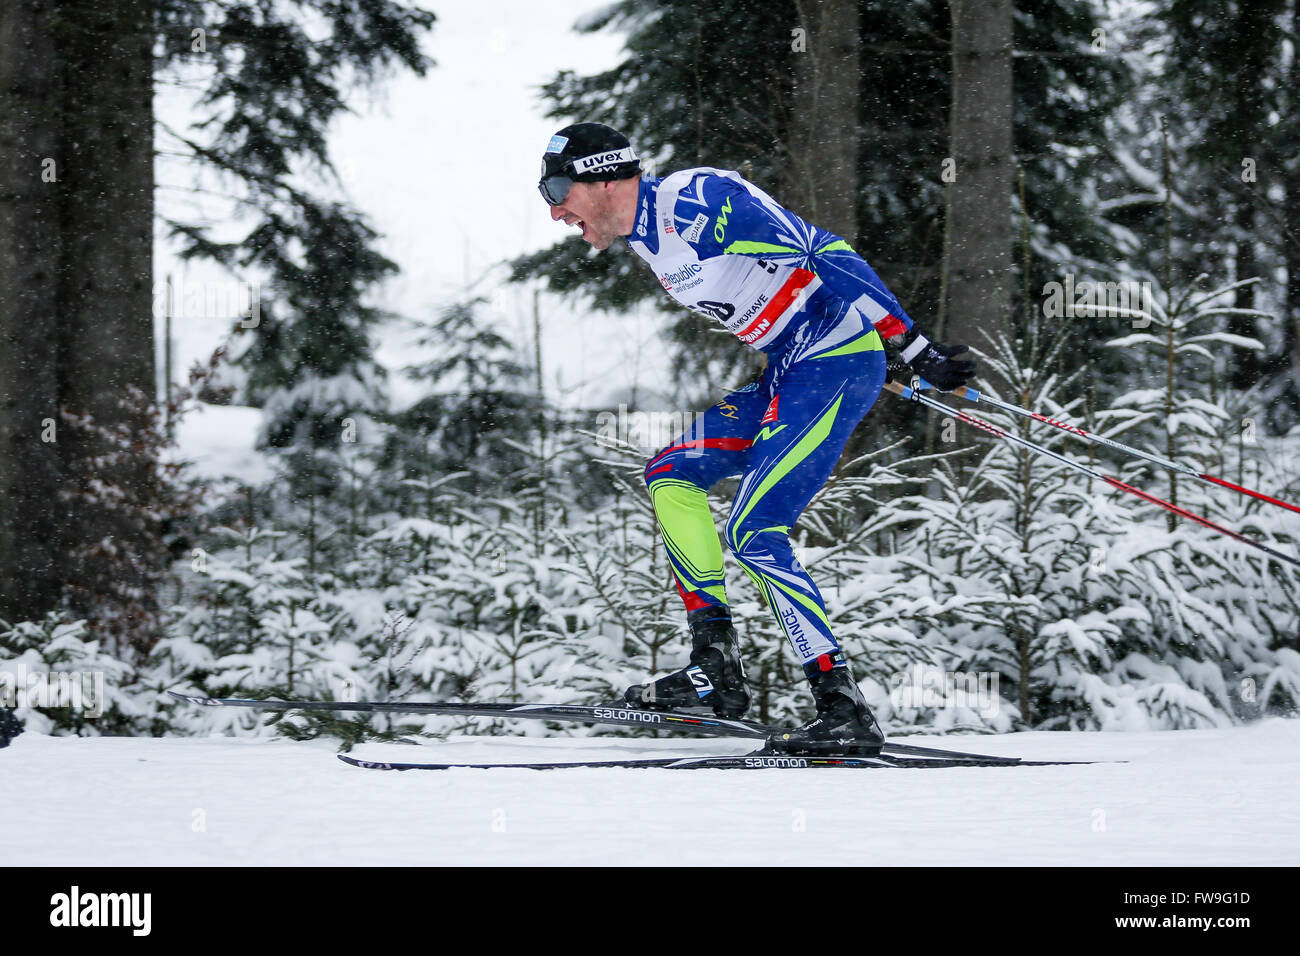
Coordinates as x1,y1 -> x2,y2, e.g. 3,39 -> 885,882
538,172 -> 574,206
538,151 -> 577,206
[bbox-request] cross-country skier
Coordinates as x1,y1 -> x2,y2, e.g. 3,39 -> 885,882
539,123 -> 976,755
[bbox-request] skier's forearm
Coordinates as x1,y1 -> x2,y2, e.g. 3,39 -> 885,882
809,242 -> 915,338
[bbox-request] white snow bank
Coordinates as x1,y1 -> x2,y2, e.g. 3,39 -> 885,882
171,402 -> 273,484
2,719 -> 1297,865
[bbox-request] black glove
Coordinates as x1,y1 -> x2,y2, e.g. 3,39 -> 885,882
889,330 -> 976,391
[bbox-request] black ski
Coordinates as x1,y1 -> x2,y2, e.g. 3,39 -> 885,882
168,691 -> 766,736
168,690 -> 1017,763
336,750 -> 1092,771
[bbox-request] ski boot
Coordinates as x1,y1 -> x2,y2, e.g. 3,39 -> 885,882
768,653 -> 884,756
624,608 -> 752,718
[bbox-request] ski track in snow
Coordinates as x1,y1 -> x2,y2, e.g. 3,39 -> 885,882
3,720 -> 1297,866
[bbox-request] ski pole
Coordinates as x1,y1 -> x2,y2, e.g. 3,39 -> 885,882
906,376 -> 1300,517
883,380 -> 1300,570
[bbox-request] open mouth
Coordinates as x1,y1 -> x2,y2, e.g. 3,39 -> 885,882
561,215 -> 589,239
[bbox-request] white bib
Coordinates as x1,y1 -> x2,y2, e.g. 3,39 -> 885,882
627,167 -> 823,350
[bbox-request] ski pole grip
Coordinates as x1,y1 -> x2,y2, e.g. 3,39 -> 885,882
882,380 -> 920,401
909,374 -> 981,402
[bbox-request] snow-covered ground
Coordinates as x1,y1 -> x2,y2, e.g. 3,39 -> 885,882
171,401 -> 274,484
4,719 -> 1297,865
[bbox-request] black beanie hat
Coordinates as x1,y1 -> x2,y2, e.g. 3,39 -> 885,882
540,122 -> 641,182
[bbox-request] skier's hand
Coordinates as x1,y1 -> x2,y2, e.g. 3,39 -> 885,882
893,331 -> 976,391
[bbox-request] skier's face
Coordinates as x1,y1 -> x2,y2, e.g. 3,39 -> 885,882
549,181 -> 626,251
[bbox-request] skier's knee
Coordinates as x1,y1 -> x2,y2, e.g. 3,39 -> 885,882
725,512 -> 787,559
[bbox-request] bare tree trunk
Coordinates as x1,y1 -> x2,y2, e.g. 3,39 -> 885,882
1285,0 -> 1300,424
0,0 -> 155,626
0,0 -> 66,621
786,0 -> 861,242
941,0 -> 1013,360
1225,3 -> 1280,392
59,0 -> 156,429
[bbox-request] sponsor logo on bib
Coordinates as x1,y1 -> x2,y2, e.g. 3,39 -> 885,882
695,300 -> 735,321
658,262 -> 703,291
738,318 -> 772,343
682,212 -> 709,244
737,292 -> 770,324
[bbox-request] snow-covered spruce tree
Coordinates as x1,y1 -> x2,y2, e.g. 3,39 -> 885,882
852,278 -> 1300,733
308,480 -> 591,744
392,295 -> 545,502
849,332 -> 1171,731
158,502 -> 422,742
7,384 -> 208,738
0,613 -> 144,736
159,0 -> 433,459
271,292 -> 574,740
1095,276 -> 1300,722
157,521 -> 357,737
1159,0 -> 1299,421
156,285 -> 566,743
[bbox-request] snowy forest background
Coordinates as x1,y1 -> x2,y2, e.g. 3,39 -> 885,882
2,0 -> 1299,744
